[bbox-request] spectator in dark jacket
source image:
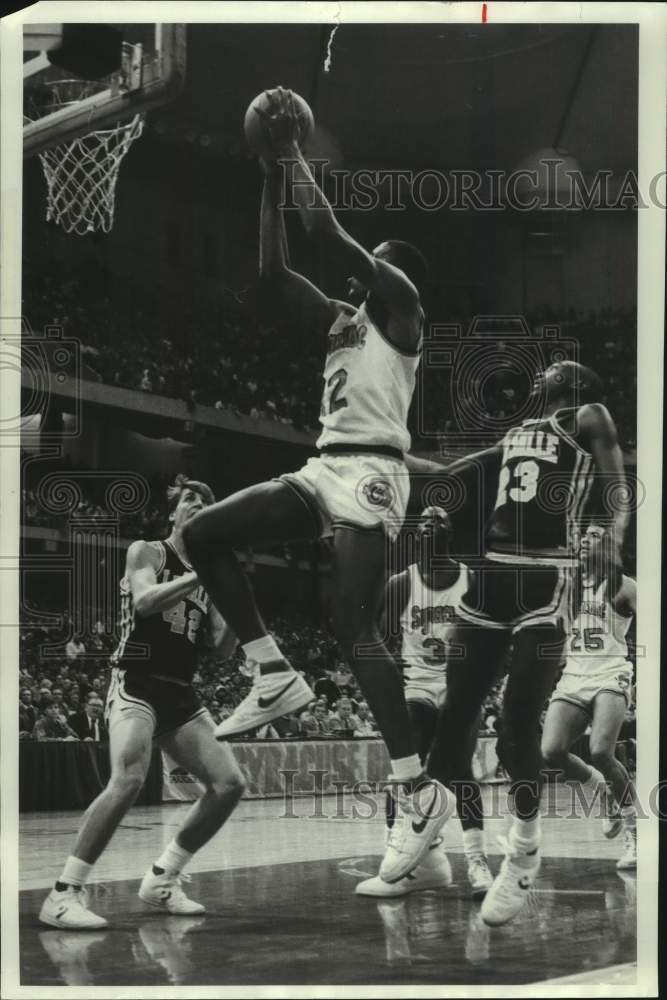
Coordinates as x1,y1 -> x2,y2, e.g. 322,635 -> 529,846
68,694 -> 107,741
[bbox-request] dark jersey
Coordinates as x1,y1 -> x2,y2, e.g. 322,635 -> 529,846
110,539 -> 210,685
485,408 -> 594,565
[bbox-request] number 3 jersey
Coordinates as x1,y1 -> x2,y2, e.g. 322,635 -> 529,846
110,539 -> 210,685
563,575 -> 633,677
316,300 -> 421,455
486,408 -> 595,565
399,563 -> 469,691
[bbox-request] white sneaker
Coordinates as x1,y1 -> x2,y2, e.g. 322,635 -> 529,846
601,786 -> 622,839
139,869 -> 205,915
480,839 -> 541,927
616,826 -> 637,870
39,885 -> 108,930
466,854 -> 493,900
356,842 -> 453,897
215,665 -> 314,738
379,779 -> 456,884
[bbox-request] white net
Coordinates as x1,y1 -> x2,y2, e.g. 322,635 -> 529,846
38,114 -> 144,235
25,77 -> 145,235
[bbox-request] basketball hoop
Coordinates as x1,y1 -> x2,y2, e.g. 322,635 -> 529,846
25,78 -> 144,235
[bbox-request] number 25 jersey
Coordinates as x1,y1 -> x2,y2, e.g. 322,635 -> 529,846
563,576 -> 632,676
110,539 -> 209,685
486,409 -> 595,565
316,300 -> 421,455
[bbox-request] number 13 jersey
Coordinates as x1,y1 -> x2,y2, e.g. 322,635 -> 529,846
110,539 -> 210,685
486,409 -> 595,565
316,301 -> 421,455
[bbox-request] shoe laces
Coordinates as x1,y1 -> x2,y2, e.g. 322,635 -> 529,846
161,872 -> 192,898
467,854 -> 489,875
623,826 -> 636,849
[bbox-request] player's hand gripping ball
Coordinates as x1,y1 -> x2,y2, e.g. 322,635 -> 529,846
244,86 -> 314,158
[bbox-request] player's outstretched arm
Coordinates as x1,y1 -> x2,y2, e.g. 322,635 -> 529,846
577,403 -> 629,596
126,541 -> 200,618
258,155 -> 339,335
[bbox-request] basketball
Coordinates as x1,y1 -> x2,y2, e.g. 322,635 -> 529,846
243,88 -> 314,158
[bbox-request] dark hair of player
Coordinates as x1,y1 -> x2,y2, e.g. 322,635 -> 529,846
166,473 -> 215,513
548,360 -> 604,405
378,240 -> 428,293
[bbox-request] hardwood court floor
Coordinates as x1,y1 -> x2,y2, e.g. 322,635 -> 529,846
18,788 -> 637,987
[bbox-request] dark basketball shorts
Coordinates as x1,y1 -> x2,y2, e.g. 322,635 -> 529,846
105,668 -> 206,739
457,560 -> 574,634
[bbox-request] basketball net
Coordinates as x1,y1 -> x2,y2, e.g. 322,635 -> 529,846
25,79 -> 144,235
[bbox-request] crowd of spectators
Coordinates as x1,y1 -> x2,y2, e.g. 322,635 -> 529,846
23,253 -> 636,449
416,307 -> 636,455
23,254 -> 322,431
18,598 -> 513,746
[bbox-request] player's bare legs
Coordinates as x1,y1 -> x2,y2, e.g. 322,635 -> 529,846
427,624 -> 508,791
183,480 -> 319,735
39,716 -> 154,929
184,480 -> 316,642
541,699 -> 594,784
71,716 -> 154,864
138,713 -> 246,912
329,525 -> 419,763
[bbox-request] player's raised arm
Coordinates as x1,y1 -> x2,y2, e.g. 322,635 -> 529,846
577,403 -> 629,595
258,154 -> 339,335
126,540 -> 200,618
256,88 -> 422,347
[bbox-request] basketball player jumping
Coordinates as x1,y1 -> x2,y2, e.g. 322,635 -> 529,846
542,523 -> 637,870
356,506 -> 493,899
184,87 -> 454,839
40,476 -> 245,929
380,360 -> 630,926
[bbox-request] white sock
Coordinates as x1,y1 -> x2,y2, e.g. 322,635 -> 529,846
59,856 -> 92,889
462,827 -> 485,859
154,839 -> 193,876
389,755 -> 422,782
509,815 -> 541,853
242,635 -> 285,668
621,805 -> 636,829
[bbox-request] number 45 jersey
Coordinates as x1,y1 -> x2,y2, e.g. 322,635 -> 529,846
399,563 -> 469,706
111,539 -> 210,685
486,409 -> 595,566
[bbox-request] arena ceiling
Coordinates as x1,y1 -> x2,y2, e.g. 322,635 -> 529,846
153,22 -> 637,175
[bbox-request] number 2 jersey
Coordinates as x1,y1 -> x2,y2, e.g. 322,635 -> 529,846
486,408 -> 595,565
399,562 -> 469,695
110,539 -> 210,686
316,300 -> 421,455
563,575 -> 633,678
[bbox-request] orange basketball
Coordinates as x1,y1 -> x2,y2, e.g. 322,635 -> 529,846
243,88 -> 314,158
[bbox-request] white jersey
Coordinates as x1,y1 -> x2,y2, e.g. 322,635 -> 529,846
562,576 -> 633,676
316,300 -> 421,455
399,562 -> 468,685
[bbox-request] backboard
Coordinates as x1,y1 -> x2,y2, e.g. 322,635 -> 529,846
23,23 -> 186,158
